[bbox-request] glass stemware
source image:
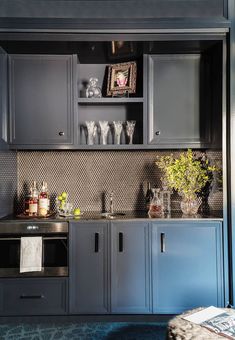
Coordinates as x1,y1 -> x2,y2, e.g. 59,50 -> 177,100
126,120 -> 136,144
99,121 -> 109,145
113,121 -> 123,144
85,121 -> 96,145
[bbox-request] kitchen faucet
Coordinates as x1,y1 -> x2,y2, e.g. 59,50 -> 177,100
110,191 -> 114,214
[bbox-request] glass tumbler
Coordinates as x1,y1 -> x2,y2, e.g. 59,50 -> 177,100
99,120 -> 109,145
113,121 -> 123,144
85,121 -> 96,145
126,120 -> 136,144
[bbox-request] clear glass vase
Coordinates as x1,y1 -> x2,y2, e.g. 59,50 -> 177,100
180,195 -> 200,215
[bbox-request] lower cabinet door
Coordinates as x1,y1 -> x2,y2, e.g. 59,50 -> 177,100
152,221 -> 224,314
0,278 -> 68,315
69,222 -> 109,314
111,222 -> 151,314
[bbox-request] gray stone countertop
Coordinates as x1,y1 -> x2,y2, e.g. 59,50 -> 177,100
0,210 -> 223,222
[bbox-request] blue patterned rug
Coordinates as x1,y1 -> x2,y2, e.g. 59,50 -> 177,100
0,322 -> 167,339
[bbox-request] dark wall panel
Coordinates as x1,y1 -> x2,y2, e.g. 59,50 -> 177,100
0,151 -> 17,217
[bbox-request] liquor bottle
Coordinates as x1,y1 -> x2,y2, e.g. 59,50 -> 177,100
145,182 -> 153,211
24,187 -> 32,215
29,181 -> 38,216
38,181 -> 49,217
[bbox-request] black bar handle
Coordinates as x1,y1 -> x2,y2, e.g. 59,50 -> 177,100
160,233 -> 165,253
20,294 -> 44,299
95,232 -> 99,253
119,232 -> 123,252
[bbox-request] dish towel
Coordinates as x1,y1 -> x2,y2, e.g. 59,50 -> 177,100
20,236 -> 42,273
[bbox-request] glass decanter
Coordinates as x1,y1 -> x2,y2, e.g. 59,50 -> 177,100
148,188 -> 163,217
113,121 -> 123,144
126,120 -> 136,144
86,78 -> 102,98
99,120 -> 109,145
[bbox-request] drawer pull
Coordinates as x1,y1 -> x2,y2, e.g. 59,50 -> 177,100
20,294 -> 44,299
119,232 -> 123,252
95,232 -> 99,253
155,131 -> 161,136
160,233 -> 165,253
59,131 -> 65,136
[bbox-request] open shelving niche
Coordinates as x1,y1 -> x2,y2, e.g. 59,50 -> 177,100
76,60 -> 144,147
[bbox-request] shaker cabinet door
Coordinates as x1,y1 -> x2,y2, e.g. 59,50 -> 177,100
69,222 -> 109,314
111,222 -> 151,314
152,221 -> 224,314
9,54 -> 76,147
146,54 -> 211,148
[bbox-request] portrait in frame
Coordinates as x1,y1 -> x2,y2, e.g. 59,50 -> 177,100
106,61 -> 137,96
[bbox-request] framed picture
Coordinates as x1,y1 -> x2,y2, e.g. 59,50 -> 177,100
107,61 -> 137,96
108,41 -> 136,60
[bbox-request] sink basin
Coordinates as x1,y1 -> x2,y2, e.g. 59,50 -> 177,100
100,212 -> 125,219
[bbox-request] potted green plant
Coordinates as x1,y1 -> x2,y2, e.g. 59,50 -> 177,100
155,149 -> 217,215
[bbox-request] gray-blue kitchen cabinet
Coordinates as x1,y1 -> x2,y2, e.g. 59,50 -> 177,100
0,278 -> 68,315
8,54 -> 76,147
69,222 -> 109,314
152,221 -> 224,314
110,221 -> 151,314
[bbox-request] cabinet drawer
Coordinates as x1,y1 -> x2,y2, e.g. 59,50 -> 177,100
0,278 -> 68,315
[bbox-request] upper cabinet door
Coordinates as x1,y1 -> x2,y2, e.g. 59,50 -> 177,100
146,54 -> 212,148
9,54 -> 76,147
0,47 -> 8,149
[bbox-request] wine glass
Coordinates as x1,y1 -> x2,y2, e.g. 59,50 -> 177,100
85,121 -> 96,145
99,121 -> 109,145
113,121 -> 123,144
126,120 -> 136,144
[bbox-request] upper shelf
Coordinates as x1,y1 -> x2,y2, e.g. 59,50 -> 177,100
77,97 -> 144,104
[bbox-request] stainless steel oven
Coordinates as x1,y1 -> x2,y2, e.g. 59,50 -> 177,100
0,222 -> 68,277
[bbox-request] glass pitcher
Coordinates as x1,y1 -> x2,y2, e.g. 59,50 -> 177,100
148,188 -> 163,217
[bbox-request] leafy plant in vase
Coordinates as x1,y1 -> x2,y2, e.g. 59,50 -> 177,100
155,149 -> 217,215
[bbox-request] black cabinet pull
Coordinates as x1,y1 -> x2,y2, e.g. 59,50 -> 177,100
20,294 -> 44,299
59,131 -> 65,136
119,232 -> 123,252
95,232 -> 99,253
160,233 -> 165,253
155,131 -> 161,136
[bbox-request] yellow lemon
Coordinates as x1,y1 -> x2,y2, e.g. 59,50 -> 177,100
61,192 -> 67,200
73,208 -> 81,216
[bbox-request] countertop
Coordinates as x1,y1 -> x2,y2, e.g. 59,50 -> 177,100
0,210 -> 223,222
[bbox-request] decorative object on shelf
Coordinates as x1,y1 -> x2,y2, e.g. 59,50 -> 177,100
148,188 -> 163,217
86,78 -> 102,98
107,61 -> 137,96
155,149 -> 217,216
108,41 -> 137,60
113,121 -> 123,144
85,121 -> 96,145
99,120 -> 110,145
126,120 -> 136,144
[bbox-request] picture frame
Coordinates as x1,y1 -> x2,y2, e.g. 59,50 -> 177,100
106,61 -> 137,96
